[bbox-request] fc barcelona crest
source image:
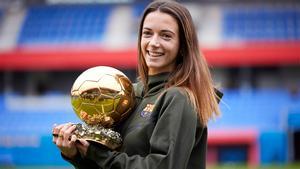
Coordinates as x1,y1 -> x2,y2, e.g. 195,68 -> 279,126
140,104 -> 154,117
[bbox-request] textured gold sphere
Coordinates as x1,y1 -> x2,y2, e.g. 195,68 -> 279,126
71,66 -> 135,127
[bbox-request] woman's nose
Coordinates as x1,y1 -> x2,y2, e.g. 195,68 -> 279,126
149,35 -> 160,47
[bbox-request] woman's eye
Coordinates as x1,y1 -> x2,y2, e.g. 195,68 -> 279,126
162,34 -> 172,40
142,31 -> 152,37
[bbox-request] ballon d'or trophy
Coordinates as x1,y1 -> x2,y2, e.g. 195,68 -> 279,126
71,66 -> 135,149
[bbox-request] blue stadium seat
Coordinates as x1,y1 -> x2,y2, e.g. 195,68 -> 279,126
0,10 -> 3,25
222,7 -> 300,41
209,89 -> 291,130
132,3 -> 147,18
0,95 -> 4,114
260,131 -> 287,164
18,4 -> 113,45
0,112 -> 80,136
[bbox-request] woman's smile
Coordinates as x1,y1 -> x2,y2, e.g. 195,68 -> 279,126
147,51 -> 164,57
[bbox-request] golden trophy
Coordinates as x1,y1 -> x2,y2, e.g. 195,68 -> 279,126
70,66 -> 135,149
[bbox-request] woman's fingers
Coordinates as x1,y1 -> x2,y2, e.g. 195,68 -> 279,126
53,123 -> 76,145
52,123 -> 90,158
57,123 -> 72,145
52,123 -> 79,159
78,139 -> 89,147
70,134 -> 77,142
52,123 -> 64,136
62,124 -> 77,143
76,139 -> 90,156
52,123 -> 65,143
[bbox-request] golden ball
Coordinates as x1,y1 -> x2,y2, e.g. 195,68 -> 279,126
71,66 -> 135,127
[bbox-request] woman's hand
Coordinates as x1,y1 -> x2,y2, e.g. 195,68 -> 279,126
76,139 -> 90,157
52,123 -> 90,158
52,123 -> 78,159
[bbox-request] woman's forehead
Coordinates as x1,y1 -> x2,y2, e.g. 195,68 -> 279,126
143,11 -> 178,31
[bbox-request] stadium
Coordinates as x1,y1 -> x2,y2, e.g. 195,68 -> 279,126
0,0 -> 300,168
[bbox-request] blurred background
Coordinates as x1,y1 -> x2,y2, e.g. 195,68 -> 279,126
0,0 -> 300,168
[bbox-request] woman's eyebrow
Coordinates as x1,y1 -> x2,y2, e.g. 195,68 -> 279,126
142,27 -> 152,30
161,29 -> 175,35
142,27 -> 176,35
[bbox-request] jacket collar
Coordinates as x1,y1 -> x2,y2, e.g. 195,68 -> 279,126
135,72 -> 170,98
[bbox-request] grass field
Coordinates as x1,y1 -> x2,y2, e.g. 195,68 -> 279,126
0,164 -> 300,169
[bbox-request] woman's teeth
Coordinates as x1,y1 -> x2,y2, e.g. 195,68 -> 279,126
148,51 -> 163,57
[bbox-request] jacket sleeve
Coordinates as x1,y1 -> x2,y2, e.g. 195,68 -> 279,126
82,87 -> 204,169
62,152 -> 99,169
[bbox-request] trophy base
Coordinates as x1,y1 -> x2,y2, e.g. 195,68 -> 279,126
74,123 -> 122,150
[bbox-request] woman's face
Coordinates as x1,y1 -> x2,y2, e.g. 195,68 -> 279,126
141,11 -> 180,75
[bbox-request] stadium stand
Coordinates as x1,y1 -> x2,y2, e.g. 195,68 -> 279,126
18,4 -> 113,45
207,129 -> 259,165
207,88 -> 299,165
209,89 -> 291,130
223,7 -> 300,41
0,88 -> 298,165
0,10 -> 3,25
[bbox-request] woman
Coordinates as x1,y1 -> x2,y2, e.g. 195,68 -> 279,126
53,1 -> 221,169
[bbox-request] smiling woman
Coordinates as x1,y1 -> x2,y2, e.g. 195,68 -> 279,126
141,11 -> 180,75
53,1 -> 221,169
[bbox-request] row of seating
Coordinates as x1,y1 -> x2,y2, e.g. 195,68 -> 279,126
19,4 -> 118,44
0,89 -> 299,165
0,10 -> 3,24
0,112 -> 80,136
0,89 -> 299,135
17,4 -> 300,45
223,8 -> 300,40
209,89 -> 300,130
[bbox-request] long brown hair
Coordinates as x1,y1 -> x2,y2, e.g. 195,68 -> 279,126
137,0 -> 220,125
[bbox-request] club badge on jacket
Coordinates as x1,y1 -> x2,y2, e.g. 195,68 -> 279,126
140,104 -> 154,117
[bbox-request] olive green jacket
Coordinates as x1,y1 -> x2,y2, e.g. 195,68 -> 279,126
64,72 -> 209,169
